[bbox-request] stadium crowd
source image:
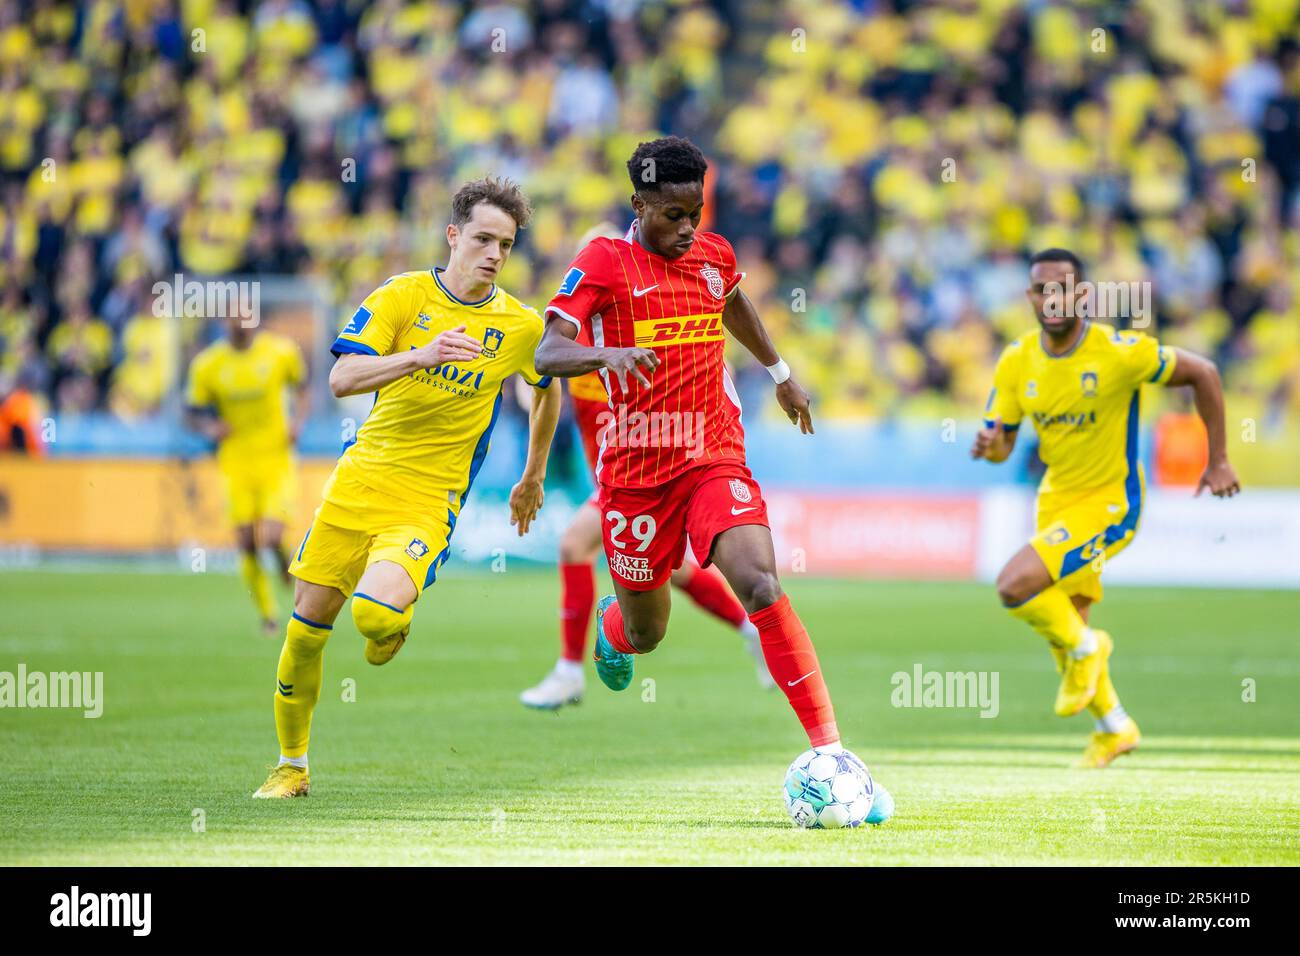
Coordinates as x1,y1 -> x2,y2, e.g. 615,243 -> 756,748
0,0 -> 1297,455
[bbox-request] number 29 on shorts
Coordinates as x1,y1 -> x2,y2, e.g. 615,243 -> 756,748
605,510 -> 657,552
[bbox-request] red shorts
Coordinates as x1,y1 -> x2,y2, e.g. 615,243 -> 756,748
597,459 -> 769,591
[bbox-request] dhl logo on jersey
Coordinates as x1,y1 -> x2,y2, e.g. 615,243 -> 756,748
633,313 -> 725,348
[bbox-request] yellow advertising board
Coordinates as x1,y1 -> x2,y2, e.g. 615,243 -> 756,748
0,458 -> 334,550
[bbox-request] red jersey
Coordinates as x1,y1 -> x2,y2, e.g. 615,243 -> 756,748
545,222 -> 747,488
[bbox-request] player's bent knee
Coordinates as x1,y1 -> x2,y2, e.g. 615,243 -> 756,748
737,572 -> 783,613
625,621 -> 666,653
559,530 -> 596,565
995,570 -> 1039,607
292,581 -> 345,628
352,593 -> 413,641
624,608 -> 670,655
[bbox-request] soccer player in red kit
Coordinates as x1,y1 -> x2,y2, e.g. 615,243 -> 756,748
520,222 -> 774,710
518,369 -> 776,707
534,137 -> 877,781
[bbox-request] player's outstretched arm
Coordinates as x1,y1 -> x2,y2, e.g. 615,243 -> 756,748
1166,347 -> 1241,497
533,317 -> 659,391
720,289 -> 814,433
509,379 -> 562,536
329,325 -> 482,397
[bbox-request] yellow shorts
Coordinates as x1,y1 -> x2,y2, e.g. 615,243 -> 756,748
288,471 -> 458,599
220,455 -> 295,527
1031,476 -> 1144,604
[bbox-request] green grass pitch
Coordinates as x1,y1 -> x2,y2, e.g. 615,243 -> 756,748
1,568 -> 1297,865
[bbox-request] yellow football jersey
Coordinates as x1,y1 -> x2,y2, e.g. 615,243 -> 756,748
568,370 -> 608,403
328,268 -> 551,512
984,321 -> 1176,494
186,331 -> 306,466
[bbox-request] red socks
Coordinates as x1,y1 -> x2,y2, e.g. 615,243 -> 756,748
559,562 -> 596,662
597,598 -> 638,654
600,590 -> 839,748
749,595 -> 838,747
677,562 -> 748,629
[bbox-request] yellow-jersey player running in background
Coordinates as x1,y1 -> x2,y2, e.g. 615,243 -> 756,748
254,177 -> 562,798
972,248 -> 1240,768
186,317 -> 309,636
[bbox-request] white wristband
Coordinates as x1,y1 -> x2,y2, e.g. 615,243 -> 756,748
766,358 -> 791,384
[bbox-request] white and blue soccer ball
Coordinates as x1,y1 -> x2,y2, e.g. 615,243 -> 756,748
782,748 -> 875,829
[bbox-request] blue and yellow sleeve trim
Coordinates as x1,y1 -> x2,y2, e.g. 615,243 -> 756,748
1149,346 -> 1175,384
982,418 -> 1020,432
331,338 -> 379,358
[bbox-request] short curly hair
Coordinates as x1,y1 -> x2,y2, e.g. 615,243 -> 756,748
451,176 -> 532,228
626,136 -> 708,194
1030,247 -> 1085,280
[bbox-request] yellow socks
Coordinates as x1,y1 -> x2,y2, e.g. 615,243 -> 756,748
273,613 -> 333,758
240,552 -> 276,621
1048,644 -> 1120,717
1036,599 -> 1124,722
1089,663 -> 1120,717
1006,585 -> 1087,650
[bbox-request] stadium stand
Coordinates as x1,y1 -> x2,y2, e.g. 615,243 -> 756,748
0,0 -> 1296,482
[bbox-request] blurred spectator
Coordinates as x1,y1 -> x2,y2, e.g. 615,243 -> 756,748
0,0 -> 1295,456
46,302 -> 112,386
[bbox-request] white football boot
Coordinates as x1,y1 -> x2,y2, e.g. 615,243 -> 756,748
520,661 -> 585,710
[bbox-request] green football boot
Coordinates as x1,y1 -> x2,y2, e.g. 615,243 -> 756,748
593,595 -> 634,691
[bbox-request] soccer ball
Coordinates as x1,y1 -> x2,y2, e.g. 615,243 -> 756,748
782,748 -> 875,829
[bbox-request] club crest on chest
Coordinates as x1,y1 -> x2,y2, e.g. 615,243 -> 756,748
482,327 -> 505,358
700,265 -> 724,299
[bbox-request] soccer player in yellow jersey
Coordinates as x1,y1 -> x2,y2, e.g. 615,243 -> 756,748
972,249 -> 1240,768
253,177 -> 561,798
185,317 -> 308,635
